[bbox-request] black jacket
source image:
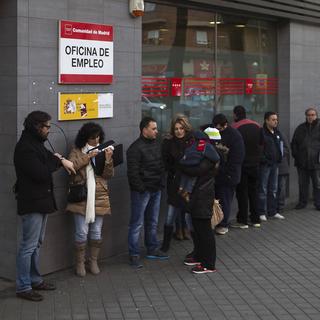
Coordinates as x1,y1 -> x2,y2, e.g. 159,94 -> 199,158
232,118 -> 262,168
180,159 -> 216,219
291,119 -> 320,169
127,135 -> 164,192
278,132 -> 290,175
215,126 -> 245,187
14,130 -> 61,215
162,134 -> 192,207
260,125 -> 283,166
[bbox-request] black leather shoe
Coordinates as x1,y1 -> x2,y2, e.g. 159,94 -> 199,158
16,290 -> 43,301
32,281 -> 56,291
295,203 -> 306,210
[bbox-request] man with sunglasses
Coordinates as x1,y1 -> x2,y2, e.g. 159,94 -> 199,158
14,111 -> 75,301
291,107 -> 320,210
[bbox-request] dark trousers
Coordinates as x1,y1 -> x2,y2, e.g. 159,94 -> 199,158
215,185 -> 235,227
277,174 -> 288,212
297,168 -> 320,208
192,218 -> 216,269
236,166 -> 260,224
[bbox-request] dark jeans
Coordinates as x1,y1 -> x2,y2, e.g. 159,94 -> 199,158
257,163 -> 278,216
215,185 -> 235,228
297,168 -> 320,208
236,166 -> 260,224
128,190 -> 161,256
192,218 -> 216,269
277,174 -> 288,212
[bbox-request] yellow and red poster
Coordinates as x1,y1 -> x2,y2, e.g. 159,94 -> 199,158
58,92 -> 113,121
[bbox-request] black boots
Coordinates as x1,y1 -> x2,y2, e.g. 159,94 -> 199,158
160,225 -> 174,252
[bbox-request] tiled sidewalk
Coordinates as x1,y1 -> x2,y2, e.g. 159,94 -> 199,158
1,208 -> 320,320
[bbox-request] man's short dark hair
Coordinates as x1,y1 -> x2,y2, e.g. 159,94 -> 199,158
233,105 -> 246,120
24,111 -> 51,132
212,113 -> 228,127
139,117 -> 156,132
264,111 -> 277,121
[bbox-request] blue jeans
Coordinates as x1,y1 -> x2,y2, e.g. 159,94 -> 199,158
257,164 -> 279,216
128,190 -> 161,256
73,214 -> 104,243
16,213 -> 48,293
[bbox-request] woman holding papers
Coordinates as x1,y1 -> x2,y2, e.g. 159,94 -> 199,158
66,122 -> 114,277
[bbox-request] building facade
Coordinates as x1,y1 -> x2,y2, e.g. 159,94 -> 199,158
1,0 -> 320,279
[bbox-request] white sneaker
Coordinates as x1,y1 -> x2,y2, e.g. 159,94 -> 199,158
215,227 -> 229,235
260,215 -> 267,222
273,213 -> 285,220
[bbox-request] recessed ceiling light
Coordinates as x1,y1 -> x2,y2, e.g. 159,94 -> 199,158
235,24 -> 246,28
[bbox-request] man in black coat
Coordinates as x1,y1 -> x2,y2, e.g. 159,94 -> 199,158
291,107 -> 320,210
213,113 -> 245,235
14,111 -> 75,302
230,105 -> 262,229
257,112 -> 285,221
127,117 -> 167,268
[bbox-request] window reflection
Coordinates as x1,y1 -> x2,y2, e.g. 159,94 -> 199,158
142,3 -> 277,133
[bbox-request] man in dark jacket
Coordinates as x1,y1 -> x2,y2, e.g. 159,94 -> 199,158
230,105 -> 262,229
291,107 -> 320,210
127,117 -> 167,268
213,113 -> 245,235
257,112 -> 285,221
14,111 -> 75,302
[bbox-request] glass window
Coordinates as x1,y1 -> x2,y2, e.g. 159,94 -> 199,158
142,3 -> 278,133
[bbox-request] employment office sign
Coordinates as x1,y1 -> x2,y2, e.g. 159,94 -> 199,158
59,20 -> 113,84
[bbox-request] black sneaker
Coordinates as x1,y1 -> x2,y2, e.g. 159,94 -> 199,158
16,290 -> 43,302
185,251 -> 194,259
295,203 -> 306,210
183,257 -> 201,266
191,264 -> 217,274
146,250 -> 169,260
129,256 -> 143,269
32,281 -> 56,291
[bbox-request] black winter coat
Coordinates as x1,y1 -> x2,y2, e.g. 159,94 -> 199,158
215,126 -> 245,187
232,118 -> 262,168
14,130 -> 61,215
180,159 -> 216,219
278,132 -> 290,175
291,120 -> 320,169
162,134 -> 192,207
260,125 -> 283,166
127,135 -> 164,192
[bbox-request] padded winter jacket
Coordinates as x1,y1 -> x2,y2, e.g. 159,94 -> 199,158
291,119 -> 320,170
66,148 -> 114,216
127,135 -> 164,192
14,130 -> 61,215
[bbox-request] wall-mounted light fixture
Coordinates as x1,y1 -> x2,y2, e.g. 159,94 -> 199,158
129,0 -> 144,17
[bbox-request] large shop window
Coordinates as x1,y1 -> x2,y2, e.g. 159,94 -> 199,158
142,3 -> 277,133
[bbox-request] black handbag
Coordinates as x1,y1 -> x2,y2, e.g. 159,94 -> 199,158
67,183 -> 87,203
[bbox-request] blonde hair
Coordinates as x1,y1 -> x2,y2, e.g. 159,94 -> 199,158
170,114 -> 192,137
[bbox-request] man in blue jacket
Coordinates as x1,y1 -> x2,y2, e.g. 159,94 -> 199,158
257,112 -> 285,221
213,113 -> 245,235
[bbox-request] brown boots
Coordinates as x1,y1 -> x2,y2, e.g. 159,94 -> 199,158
88,239 -> 102,275
74,239 -> 102,276
75,242 -> 86,277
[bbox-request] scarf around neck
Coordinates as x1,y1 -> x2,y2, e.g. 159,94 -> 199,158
82,144 -> 96,223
